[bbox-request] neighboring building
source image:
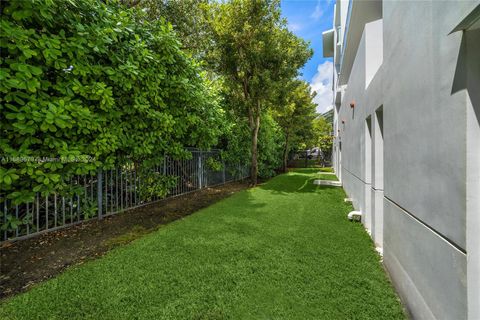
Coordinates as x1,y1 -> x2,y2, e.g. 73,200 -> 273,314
323,1 -> 479,319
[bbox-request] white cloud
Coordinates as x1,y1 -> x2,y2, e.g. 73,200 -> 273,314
311,0 -> 332,20
310,61 -> 333,114
288,22 -> 302,32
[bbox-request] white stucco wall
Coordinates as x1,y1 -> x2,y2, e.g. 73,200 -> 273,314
465,26 -> 480,320
331,1 -> 479,318
383,0 -> 467,251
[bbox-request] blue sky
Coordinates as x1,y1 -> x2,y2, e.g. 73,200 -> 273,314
280,0 -> 335,113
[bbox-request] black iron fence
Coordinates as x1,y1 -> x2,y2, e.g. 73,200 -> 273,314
1,149 -> 249,242
288,149 -> 330,168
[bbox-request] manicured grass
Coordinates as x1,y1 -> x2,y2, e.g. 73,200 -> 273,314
0,168 -> 405,319
317,173 -> 338,181
291,168 -> 338,181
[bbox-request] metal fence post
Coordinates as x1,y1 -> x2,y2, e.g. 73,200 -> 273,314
198,152 -> 203,188
163,156 -> 167,176
222,160 -> 226,184
97,169 -> 103,220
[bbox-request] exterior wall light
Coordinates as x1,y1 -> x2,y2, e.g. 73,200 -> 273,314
350,101 -> 355,108
342,119 -> 345,124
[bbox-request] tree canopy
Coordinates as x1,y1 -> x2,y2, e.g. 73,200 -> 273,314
312,116 -> 334,162
274,80 -> 318,172
208,0 -> 312,184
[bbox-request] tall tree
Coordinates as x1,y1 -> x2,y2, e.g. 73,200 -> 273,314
138,0 -> 214,62
274,81 -> 317,172
311,116 -> 333,165
209,0 -> 311,185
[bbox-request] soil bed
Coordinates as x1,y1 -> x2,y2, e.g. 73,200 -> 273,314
0,181 -> 248,299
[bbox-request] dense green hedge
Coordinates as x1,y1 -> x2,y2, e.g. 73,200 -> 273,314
0,0 -> 224,204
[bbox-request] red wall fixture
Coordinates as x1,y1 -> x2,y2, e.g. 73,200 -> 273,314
350,101 -> 355,108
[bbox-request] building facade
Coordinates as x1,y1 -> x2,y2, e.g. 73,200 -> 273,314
322,1 -> 479,319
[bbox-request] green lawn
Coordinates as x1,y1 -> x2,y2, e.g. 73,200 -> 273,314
0,168 -> 405,319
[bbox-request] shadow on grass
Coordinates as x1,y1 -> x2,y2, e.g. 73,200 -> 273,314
288,168 -> 319,174
288,167 -> 334,174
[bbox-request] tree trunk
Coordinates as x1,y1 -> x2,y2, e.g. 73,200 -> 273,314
282,133 -> 289,173
250,113 -> 260,186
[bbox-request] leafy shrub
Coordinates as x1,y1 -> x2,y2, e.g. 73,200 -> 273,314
0,0 -> 224,204
205,157 -> 223,172
257,113 -> 284,179
138,171 -> 177,202
219,115 -> 250,165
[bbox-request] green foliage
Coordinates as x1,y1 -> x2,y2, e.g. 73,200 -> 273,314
140,0 -> 214,62
208,0 -> 312,184
138,170 -> 177,202
218,109 -> 250,164
257,113 -> 284,179
81,198 -> 98,220
273,80 -> 318,170
220,112 -> 283,179
0,212 -> 28,231
209,0 -> 311,104
0,0 -> 223,204
205,157 -> 223,172
312,117 -> 333,161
